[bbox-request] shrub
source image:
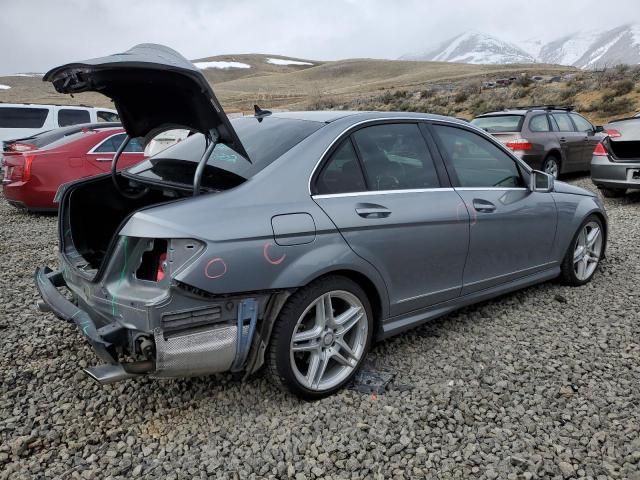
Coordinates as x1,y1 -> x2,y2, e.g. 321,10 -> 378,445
453,91 -> 469,103
611,80 -> 635,96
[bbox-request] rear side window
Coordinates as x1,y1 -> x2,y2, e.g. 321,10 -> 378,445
58,109 -> 90,127
551,113 -> 575,132
471,115 -> 523,133
529,115 -> 550,132
94,133 -> 144,153
97,111 -> 120,122
316,139 -> 366,194
352,123 -> 439,190
570,113 -> 593,133
0,107 -> 49,128
432,125 -> 524,188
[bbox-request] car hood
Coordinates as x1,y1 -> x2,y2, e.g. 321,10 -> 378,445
553,180 -> 595,197
43,43 -> 249,161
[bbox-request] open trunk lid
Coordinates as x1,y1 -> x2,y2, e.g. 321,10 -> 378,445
605,118 -> 640,161
43,43 -> 250,161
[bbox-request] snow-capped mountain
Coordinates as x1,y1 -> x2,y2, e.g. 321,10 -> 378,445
401,32 -> 535,64
539,25 -> 640,69
402,24 -> 640,68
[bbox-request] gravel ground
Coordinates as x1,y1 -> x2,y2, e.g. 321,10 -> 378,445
1,177 -> 639,480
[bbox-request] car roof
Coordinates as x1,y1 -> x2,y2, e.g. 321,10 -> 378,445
475,107 -> 575,117
266,110 -> 471,127
0,102 -> 115,111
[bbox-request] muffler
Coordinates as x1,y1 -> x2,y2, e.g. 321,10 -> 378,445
83,361 -> 153,384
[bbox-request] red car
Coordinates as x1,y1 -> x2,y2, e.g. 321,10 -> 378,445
2,126 -> 144,211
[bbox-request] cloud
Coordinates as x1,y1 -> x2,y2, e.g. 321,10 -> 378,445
0,0 -> 639,74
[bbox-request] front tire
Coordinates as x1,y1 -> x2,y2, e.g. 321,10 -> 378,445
266,276 -> 373,399
600,187 -> 626,198
559,215 -> 605,286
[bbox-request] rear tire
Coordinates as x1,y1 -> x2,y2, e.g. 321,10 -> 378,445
600,187 -> 626,198
542,155 -> 561,179
266,275 -> 373,400
559,215 -> 605,286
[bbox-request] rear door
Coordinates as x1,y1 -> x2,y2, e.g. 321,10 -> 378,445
550,112 -> 582,172
430,123 -> 557,294
312,122 -> 469,316
55,107 -> 91,127
85,133 -> 144,175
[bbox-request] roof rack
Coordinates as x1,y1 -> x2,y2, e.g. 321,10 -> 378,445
508,105 -> 575,111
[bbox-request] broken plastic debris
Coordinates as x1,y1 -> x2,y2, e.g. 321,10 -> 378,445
347,369 -> 396,394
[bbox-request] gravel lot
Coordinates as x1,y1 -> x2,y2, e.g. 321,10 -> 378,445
1,177 -> 639,480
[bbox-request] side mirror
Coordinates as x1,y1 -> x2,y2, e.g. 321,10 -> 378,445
595,125 -> 604,133
529,170 -> 554,193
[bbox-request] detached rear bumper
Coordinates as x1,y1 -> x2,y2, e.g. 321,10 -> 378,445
35,267 -> 116,364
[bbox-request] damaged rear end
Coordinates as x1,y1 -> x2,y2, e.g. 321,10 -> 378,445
35,44 -> 289,384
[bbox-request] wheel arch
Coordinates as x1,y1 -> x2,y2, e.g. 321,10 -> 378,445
544,149 -> 563,170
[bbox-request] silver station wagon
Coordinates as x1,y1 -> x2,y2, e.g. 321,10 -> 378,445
36,44 -> 607,399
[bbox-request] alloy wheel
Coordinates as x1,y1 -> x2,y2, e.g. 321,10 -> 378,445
289,290 -> 368,391
573,221 -> 603,281
543,158 -> 559,178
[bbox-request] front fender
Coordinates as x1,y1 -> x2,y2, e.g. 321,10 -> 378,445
551,192 -> 607,262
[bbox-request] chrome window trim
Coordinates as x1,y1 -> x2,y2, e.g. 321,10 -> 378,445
307,116 -> 533,196
454,187 -> 528,191
87,132 -> 129,154
312,187 -> 455,199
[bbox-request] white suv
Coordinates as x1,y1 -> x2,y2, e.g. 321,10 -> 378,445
0,103 -> 119,143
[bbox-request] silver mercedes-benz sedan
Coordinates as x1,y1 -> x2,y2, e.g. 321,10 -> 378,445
36,44 -> 607,399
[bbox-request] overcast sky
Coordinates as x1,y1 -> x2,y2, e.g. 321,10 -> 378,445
1,0 -> 639,74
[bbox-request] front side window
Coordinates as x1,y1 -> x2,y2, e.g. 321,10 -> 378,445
570,113 -> 594,133
0,107 -> 49,128
352,123 -> 439,190
551,113 -> 575,132
93,133 -> 144,153
529,114 -> 550,132
58,109 -> 90,127
432,125 -> 524,188
316,139 -> 366,194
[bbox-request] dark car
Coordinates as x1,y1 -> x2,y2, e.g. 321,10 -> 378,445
471,106 -> 605,178
591,116 -> 640,197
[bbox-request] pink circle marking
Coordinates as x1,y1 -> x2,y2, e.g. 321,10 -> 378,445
263,242 -> 286,265
205,257 -> 227,279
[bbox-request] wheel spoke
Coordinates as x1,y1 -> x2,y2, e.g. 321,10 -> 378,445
315,294 -> 333,329
576,257 -> 587,279
293,326 -> 323,344
330,347 -> 355,367
307,350 -> 329,388
334,306 -> 363,334
573,245 -> 585,263
587,227 -> 600,249
335,337 -> 358,362
292,337 -> 320,352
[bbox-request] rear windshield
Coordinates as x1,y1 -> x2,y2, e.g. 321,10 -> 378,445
127,116 -> 324,188
471,115 -> 524,133
0,107 -> 49,128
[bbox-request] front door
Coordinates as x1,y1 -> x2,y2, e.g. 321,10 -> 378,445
570,113 -> 600,170
430,123 -> 557,294
312,122 -> 469,316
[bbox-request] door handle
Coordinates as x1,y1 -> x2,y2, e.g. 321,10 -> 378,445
355,204 -> 391,218
472,199 -> 496,213
559,137 -> 567,143
95,157 -> 114,162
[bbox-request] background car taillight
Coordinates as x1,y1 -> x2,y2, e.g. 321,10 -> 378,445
4,154 -> 35,182
593,142 -> 609,156
156,252 -> 168,281
604,129 -> 621,138
7,142 -> 37,152
136,239 -> 168,282
505,139 -> 533,151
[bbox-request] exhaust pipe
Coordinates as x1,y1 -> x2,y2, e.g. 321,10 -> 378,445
84,361 -> 154,385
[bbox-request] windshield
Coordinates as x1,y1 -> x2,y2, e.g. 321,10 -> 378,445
126,116 -> 323,189
471,115 -> 524,133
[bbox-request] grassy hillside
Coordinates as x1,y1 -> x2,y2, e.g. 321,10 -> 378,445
1,55 -> 637,124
